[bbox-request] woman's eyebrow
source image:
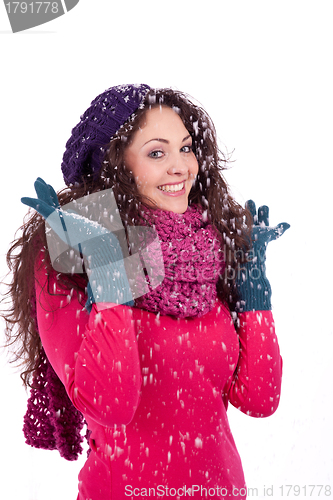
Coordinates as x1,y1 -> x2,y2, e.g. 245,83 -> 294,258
143,135 -> 191,146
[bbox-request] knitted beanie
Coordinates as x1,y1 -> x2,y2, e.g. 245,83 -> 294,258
61,84 -> 150,185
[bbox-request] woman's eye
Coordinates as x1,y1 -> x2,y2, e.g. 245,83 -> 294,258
181,145 -> 193,153
148,150 -> 164,159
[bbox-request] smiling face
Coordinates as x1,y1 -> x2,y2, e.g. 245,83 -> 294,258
124,106 -> 199,214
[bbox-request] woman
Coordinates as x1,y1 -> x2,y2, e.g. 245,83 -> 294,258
2,84 -> 289,499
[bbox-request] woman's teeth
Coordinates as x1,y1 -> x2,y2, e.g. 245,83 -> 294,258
158,182 -> 184,192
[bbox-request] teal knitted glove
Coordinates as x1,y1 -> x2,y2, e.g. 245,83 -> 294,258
235,200 -> 290,312
22,178 -> 134,311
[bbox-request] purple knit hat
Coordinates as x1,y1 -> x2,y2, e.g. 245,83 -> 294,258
61,84 -> 150,185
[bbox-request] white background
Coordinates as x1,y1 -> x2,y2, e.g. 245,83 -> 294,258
0,1 -> 332,499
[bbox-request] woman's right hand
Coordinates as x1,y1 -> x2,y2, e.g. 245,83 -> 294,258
21,177 -> 112,247
22,178 -> 134,310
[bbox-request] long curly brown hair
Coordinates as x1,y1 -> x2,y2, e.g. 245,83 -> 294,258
1,87 -> 251,388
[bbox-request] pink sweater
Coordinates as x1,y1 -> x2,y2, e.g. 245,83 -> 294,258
35,260 -> 282,500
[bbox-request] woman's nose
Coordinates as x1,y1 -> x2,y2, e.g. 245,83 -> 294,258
167,155 -> 188,175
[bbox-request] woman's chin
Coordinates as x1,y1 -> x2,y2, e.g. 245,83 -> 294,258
153,189 -> 190,214
155,199 -> 189,214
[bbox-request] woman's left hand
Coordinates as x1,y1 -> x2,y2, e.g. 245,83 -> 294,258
235,200 -> 290,312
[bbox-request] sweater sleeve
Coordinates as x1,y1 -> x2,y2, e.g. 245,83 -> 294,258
35,255 -> 142,427
228,310 -> 283,417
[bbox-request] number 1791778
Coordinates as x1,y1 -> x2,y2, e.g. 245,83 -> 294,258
5,2 -> 60,14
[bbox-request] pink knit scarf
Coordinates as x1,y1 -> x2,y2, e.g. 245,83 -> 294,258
23,204 -> 225,460
135,204 -> 225,318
